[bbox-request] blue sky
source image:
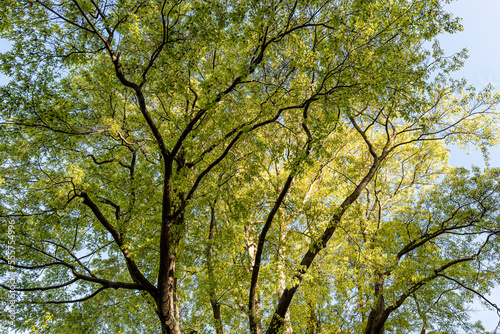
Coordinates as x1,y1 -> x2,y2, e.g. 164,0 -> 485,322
440,0 -> 500,170
438,1 -> 500,330
1,0 -> 500,332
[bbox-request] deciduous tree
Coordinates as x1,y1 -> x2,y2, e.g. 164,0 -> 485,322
1,0 -> 499,333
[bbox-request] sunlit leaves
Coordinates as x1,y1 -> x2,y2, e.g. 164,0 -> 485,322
1,0 -> 500,333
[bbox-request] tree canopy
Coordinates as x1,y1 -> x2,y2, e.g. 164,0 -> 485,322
1,0 -> 500,333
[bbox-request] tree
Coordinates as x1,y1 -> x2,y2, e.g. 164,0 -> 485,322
1,0 -> 499,333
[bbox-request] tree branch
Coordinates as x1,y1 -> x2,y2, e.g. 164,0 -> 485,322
79,192 -> 157,296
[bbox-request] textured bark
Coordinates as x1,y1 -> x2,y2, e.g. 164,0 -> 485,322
157,216 -> 183,334
245,225 -> 264,334
207,205 -> 223,334
278,222 -> 293,334
363,304 -> 387,334
249,173 -> 296,334
363,275 -> 387,334
157,160 -> 183,334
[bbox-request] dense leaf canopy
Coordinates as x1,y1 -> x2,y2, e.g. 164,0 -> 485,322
1,0 -> 500,333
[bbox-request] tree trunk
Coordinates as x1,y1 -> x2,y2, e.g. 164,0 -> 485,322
246,225 -> 263,334
363,275 -> 387,334
207,205 -> 223,334
157,216 -> 183,334
363,307 -> 386,334
278,223 -> 293,334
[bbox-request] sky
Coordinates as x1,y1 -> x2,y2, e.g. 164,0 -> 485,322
440,0 -> 500,170
437,0 -> 500,331
1,0 -> 500,332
